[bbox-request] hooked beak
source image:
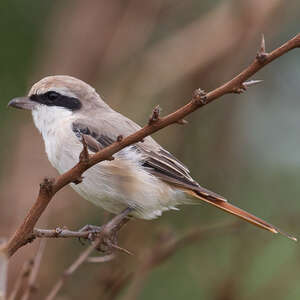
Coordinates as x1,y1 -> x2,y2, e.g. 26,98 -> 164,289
8,97 -> 36,111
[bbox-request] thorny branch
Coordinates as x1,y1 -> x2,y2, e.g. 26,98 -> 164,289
1,33 -> 300,258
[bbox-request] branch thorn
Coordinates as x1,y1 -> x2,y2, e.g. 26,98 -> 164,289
256,34 -> 268,62
176,119 -> 188,125
54,227 -> 63,236
40,178 -> 54,196
243,79 -> 263,88
148,105 -> 161,125
233,79 -> 263,93
110,243 -> 133,256
79,135 -> 89,164
192,88 -> 207,105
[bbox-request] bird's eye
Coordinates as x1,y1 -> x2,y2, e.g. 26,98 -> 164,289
46,91 -> 60,101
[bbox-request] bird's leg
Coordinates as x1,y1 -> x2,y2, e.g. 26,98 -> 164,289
77,225 -> 103,245
79,224 -> 103,233
77,207 -> 133,249
96,207 -> 133,253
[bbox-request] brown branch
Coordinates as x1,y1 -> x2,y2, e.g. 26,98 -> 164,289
1,33 -> 300,258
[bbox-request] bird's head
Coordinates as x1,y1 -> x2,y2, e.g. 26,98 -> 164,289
8,75 -> 110,132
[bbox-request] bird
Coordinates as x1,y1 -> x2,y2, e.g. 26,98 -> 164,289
8,75 -> 296,240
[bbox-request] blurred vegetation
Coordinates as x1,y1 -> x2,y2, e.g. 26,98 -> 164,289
0,0 -> 55,159
1,0 -> 300,299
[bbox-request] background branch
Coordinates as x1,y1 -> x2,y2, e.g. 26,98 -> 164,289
8,261 -> 32,300
121,221 -> 240,300
44,211 -> 130,300
20,240 -> 46,300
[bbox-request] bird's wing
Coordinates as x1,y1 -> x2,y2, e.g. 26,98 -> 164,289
72,116 -> 226,201
72,121 -> 115,152
137,145 -> 227,201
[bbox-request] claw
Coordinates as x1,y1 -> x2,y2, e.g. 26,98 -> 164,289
78,224 -> 103,233
110,244 -> 133,256
77,224 -> 103,245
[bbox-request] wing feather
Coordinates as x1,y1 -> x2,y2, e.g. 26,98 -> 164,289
72,119 -> 226,202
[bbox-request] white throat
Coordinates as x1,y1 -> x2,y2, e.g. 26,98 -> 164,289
32,105 -> 74,170
32,105 -> 72,136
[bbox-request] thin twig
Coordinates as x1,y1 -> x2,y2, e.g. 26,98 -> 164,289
86,254 -> 115,263
32,228 -> 98,239
45,242 -> 97,300
21,240 -> 47,300
1,33 -> 300,258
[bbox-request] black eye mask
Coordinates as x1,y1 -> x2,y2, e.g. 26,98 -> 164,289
30,91 -> 82,111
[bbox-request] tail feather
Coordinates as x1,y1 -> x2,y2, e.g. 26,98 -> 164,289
185,189 -> 297,241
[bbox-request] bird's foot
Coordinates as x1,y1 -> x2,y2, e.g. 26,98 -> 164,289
96,224 -> 118,253
96,223 -> 132,255
78,224 -> 103,245
78,208 -> 133,254
97,208 -> 133,255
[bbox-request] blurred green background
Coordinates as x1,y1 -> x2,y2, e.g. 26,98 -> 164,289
1,0 -> 300,299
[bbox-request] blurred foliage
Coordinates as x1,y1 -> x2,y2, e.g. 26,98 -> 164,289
0,0 -> 55,159
1,0 -> 300,299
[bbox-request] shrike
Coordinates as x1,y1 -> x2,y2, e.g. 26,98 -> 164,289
8,75 -> 295,240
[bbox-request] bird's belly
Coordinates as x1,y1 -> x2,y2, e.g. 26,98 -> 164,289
52,145 -> 184,219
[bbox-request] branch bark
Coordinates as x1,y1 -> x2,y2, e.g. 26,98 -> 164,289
1,33 -> 300,258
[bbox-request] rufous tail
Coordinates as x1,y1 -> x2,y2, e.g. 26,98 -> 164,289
184,189 -> 297,241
